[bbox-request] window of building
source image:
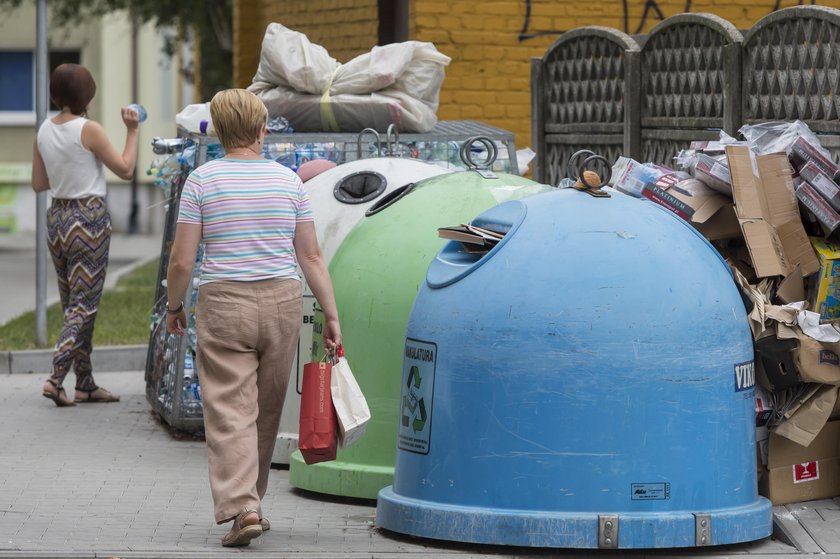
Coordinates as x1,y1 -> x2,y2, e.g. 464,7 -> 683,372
0,49 -> 81,125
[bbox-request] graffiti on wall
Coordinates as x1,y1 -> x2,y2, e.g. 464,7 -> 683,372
519,0 -> 819,39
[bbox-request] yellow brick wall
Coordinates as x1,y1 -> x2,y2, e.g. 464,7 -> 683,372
235,0 -> 379,88
414,0 -> 840,162
233,1 -> 263,89
233,0 -> 840,165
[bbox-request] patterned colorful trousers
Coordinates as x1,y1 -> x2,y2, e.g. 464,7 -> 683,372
46,197 -> 111,391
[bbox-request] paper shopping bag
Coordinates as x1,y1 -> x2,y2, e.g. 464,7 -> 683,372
330,346 -> 371,448
298,360 -> 337,464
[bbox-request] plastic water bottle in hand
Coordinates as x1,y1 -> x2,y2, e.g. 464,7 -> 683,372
127,103 -> 147,123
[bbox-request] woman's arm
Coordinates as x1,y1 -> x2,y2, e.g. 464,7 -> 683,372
165,222 -> 202,336
31,138 -> 50,193
293,221 -> 342,352
81,108 -> 139,180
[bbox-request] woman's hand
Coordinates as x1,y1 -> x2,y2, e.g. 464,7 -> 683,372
323,318 -> 341,355
121,106 -> 140,130
166,309 -> 187,336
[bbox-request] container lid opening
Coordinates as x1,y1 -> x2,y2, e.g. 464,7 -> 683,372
365,183 -> 416,217
334,171 -> 387,204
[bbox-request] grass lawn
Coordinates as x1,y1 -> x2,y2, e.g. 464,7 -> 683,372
0,260 -> 159,351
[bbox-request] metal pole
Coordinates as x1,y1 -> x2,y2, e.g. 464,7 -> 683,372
128,16 -> 139,234
35,0 -> 48,346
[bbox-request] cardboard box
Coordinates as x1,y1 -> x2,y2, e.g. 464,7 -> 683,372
642,183 -> 741,241
756,385 -> 774,427
641,183 -> 694,221
788,136 -> 840,181
799,161 -> 840,212
645,178 -> 741,241
669,189 -> 741,241
689,140 -> 727,155
759,419 -> 840,505
692,153 -> 732,195
809,237 -> 840,322
796,182 -> 840,235
726,145 -> 820,278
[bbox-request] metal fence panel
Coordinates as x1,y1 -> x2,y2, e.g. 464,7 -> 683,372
639,14 -> 742,165
743,6 -> 840,162
531,26 -> 638,186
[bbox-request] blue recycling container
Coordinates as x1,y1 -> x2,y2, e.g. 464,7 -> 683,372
376,188 -> 772,549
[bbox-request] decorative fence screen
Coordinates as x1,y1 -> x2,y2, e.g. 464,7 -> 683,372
531,6 -> 840,185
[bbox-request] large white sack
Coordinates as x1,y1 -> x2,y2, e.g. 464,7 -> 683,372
248,23 -> 451,133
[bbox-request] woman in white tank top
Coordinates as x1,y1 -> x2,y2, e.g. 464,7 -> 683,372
31,63 -> 139,407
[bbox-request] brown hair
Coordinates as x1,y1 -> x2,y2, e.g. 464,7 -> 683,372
209,89 -> 268,151
49,64 -> 96,115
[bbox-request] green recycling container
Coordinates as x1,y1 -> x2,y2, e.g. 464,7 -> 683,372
288,167 -> 550,499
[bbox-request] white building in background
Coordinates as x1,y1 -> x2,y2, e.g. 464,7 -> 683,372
0,4 -> 192,234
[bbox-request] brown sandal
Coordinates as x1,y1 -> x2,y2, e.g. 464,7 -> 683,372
222,508 -> 262,547
42,379 -> 76,407
74,386 -> 120,403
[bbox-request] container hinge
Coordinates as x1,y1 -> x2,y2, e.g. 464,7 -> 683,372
598,514 -> 619,549
694,513 -> 712,546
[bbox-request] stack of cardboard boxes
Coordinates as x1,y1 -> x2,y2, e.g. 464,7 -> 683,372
608,130 -> 840,506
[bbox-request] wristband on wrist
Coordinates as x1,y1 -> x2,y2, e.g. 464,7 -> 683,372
166,301 -> 184,313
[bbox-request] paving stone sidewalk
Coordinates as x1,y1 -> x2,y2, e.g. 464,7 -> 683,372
0,371 -> 832,559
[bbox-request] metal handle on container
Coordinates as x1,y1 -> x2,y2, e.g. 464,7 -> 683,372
357,128 -> 382,159
385,123 -> 401,157
578,155 -> 612,189
567,149 -> 595,180
459,136 -> 498,173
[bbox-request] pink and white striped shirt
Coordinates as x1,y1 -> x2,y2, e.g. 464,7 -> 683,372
177,158 -> 313,284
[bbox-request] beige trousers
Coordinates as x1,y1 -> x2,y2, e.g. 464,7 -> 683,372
196,278 -> 302,523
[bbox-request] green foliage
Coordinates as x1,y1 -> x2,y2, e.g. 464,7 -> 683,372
0,260 -> 159,351
0,0 -> 232,100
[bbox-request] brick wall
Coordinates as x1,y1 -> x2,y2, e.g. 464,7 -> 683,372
234,0 -> 378,88
233,0 -> 834,169
233,1 -> 262,89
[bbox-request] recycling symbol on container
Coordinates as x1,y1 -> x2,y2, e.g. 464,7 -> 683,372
402,365 -> 427,433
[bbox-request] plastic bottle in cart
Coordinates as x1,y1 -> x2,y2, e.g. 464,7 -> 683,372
183,350 -> 196,381
182,381 -> 202,417
127,103 -> 147,122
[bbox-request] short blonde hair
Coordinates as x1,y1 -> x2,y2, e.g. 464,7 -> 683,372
209,89 -> 268,151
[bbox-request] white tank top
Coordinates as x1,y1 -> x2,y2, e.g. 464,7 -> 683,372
37,118 -> 107,199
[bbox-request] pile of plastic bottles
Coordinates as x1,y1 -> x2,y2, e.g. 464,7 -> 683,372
147,142 -> 196,191
180,243 -> 204,418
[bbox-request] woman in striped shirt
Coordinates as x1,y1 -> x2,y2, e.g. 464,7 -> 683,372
165,89 -> 341,547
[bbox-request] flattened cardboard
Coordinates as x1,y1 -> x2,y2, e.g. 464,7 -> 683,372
776,322 -> 840,385
774,385 -> 839,447
726,146 -> 819,278
760,419 -> 840,505
776,266 -> 805,304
